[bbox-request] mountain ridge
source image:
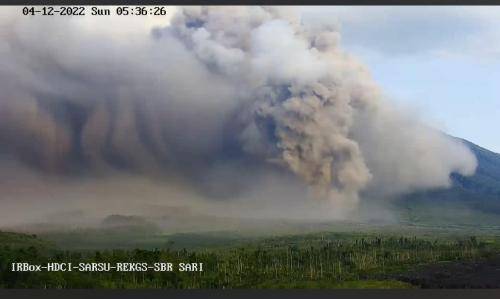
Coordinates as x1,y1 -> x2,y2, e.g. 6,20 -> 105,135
396,137 -> 500,225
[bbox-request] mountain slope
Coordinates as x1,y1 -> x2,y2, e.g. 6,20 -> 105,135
397,138 -> 500,226
456,139 -> 500,198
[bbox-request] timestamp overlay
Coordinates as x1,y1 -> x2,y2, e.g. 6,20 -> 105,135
22,6 -> 169,17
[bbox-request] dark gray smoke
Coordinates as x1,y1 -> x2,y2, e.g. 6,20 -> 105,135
0,7 -> 477,222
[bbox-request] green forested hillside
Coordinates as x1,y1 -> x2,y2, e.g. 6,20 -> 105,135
398,139 -> 500,226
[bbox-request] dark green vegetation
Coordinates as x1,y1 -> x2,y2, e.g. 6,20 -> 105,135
0,232 -> 54,252
2,230 -> 500,288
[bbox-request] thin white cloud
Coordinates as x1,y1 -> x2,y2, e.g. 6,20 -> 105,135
300,6 -> 500,60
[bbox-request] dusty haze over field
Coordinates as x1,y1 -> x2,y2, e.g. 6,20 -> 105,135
0,6 -> 477,228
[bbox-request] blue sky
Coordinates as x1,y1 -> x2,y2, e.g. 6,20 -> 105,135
301,6 -> 500,153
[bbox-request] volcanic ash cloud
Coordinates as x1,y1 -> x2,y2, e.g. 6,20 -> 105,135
0,7 -> 477,215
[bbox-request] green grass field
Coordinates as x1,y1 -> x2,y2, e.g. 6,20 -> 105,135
2,228 -> 500,289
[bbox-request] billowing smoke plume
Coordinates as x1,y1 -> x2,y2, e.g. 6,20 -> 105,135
0,6 -> 477,221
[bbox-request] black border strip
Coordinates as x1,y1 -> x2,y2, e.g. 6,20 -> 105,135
2,0 -> 500,5
2,290 -> 500,299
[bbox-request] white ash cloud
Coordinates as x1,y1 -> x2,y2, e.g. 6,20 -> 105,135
0,6 -> 477,219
